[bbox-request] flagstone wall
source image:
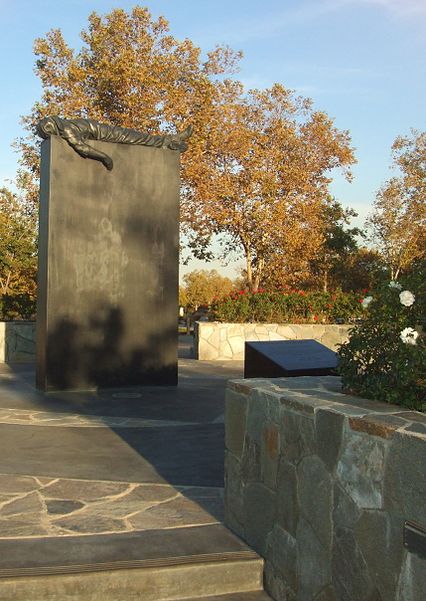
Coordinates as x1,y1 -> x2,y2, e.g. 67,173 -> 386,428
195,322 -> 351,360
0,321 -> 36,363
224,376 -> 426,601
1,321 -> 351,363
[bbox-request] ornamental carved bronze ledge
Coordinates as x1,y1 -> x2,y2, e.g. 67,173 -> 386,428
37,116 -> 193,171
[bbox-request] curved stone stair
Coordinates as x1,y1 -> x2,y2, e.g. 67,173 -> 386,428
0,523 -> 273,600
179,593 -> 273,600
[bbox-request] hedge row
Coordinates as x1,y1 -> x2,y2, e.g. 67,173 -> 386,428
210,290 -> 364,323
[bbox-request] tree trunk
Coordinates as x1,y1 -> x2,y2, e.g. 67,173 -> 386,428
253,257 -> 265,293
0,271 -> 12,295
323,270 -> 328,293
244,244 -> 254,292
243,241 -> 264,293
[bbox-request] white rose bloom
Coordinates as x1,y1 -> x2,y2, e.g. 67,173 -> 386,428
400,327 -> 419,345
361,296 -> 373,309
389,281 -> 402,290
399,290 -> 415,307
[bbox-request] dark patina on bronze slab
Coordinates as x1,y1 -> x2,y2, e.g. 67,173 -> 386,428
244,339 -> 338,379
403,521 -> 426,558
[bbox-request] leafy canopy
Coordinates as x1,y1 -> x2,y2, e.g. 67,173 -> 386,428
181,269 -> 234,310
0,187 -> 37,318
17,6 -> 355,292
367,130 -> 426,279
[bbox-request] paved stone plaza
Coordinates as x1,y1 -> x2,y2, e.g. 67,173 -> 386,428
0,337 -> 243,539
0,339 -> 275,600
0,474 -> 225,538
0,336 -> 276,601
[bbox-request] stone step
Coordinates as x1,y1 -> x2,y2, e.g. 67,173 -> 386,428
0,524 -> 265,601
178,592 -> 274,600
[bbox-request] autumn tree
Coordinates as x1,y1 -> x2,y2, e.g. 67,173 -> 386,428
181,269 -> 234,310
16,7 -> 355,292
182,85 -> 356,290
17,7 -> 241,207
178,286 -> 188,310
367,130 -> 425,279
0,187 -> 37,317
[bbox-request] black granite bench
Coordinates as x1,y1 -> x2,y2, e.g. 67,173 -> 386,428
244,339 -> 338,378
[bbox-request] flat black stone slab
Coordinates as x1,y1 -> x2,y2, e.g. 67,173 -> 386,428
0,524 -> 258,577
244,339 -> 338,378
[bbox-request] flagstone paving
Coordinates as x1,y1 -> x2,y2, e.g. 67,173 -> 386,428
0,407 -> 193,428
0,340 -> 242,541
0,474 -> 223,538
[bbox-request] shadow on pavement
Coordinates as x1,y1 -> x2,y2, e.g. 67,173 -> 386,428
0,336 -> 244,523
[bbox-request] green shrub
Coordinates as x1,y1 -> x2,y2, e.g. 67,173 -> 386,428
0,294 -> 36,321
210,289 -> 363,324
338,272 -> 425,412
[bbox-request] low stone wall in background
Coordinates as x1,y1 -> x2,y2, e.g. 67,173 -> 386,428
225,376 -> 426,601
0,321 -> 36,363
195,322 -> 351,360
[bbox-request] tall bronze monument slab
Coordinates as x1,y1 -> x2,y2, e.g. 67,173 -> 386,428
37,135 -> 180,391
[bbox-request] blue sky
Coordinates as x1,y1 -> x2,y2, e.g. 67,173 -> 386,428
1,0 -> 425,277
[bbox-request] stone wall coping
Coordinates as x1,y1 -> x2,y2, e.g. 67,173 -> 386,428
228,376 -> 426,440
0,320 -> 36,324
196,321 -> 352,326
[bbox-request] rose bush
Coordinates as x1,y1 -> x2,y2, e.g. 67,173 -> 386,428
338,270 -> 425,412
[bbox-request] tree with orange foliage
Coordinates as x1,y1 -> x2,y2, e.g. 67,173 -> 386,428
17,7 -> 241,205
16,7 -> 356,292
181,269 -> 234,311
0,187 -> 37,318
183,85 -> 355,290
367,130 -> 425,279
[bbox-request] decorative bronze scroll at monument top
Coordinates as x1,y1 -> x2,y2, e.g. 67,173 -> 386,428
37,116 -> 193,171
